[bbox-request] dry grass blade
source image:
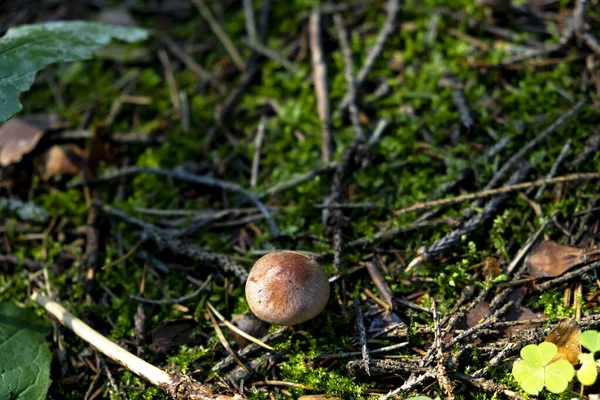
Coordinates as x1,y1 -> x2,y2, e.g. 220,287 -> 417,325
191,0 -> 246,71
206,304 -> 250,374
395,173 -> 600,216
207,301 -> 274,351
101,240 -> 142,270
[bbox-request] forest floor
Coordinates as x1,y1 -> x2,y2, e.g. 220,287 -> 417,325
1,0 -> 600,399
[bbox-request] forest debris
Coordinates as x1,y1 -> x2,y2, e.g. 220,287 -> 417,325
32,292 -> 240,399
0,118 -> 45,166
526,240 -> 600,278
366,262 -> 393,309
0,197 -> 49,223
309,10 -> 333,164
229,313 -> 269,348
544,318 -> 581,365
152,318 -> 205,353
42,145 -> 89,180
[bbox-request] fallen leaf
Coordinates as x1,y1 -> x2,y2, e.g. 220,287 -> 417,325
545,318 -> 581,365
42,145 -> 89,180
526,240 -> 600,278
0,118 -> 45,167
151,317 -> 205,353
229,313 -> 269,348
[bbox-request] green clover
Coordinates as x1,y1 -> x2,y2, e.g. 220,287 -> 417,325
580,330 -> 600,354
577,353 -> 597,386
512,342 -> 575,395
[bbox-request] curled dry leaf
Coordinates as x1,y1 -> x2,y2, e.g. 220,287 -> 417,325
42,145 -> 90,180
526,240 -> 600,278
0,118 -> 45,167
229,313 -> 269,348
545,318 -> 581,365
151,317 -> 206,353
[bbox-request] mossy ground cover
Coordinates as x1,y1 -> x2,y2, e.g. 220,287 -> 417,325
1,0 -> 599,399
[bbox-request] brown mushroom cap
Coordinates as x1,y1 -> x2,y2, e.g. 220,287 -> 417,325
245,251 -> 330,326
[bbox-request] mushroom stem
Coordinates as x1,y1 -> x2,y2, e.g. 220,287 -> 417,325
31,292 -> 240,400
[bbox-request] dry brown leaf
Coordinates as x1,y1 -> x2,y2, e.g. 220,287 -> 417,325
229,313 -> 269,348
0,119 -> 45,167
526,240 -> 600,278
42,145 -> 89,181
545,318 -> 581,365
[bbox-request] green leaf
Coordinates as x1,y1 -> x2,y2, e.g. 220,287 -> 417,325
577,353 -> 597,386
513,359 -> 545,395
545,359 -> 574,393
0,21 -> 149,123
580,330 -> 600,353
520,342 -> 557,366
0,303 -> 52,400
513,342 -> 574,395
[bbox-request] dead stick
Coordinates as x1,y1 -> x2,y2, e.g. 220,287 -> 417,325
333,13 -> 364,141
191,0 -> 246,71
338,0 -> 401,111
309,10 -> 333,164
31,292 -> 239,400
395,172 -> 600,216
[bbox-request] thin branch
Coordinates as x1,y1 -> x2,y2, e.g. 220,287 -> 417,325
130,275 -> 212,305
191,0 -> 246,72
338,0 -> 401,111
534,139 -> 572,200
333,13 -> 364,141
250,115 -> 267,188
32,292 -> 238,399
69,166 -> 279,237
482,99 -> 584,191
395,172 -> 600,216
353,298 -> 371,376
309,10 -> 333,164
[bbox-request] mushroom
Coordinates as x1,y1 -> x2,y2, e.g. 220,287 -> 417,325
245,251 -> 330,326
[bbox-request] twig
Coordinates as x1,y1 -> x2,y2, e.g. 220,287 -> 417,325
569,128 -> 600,170
333,13 -> 364,141
338,0 -> 401,111
130,275 -> 212,305
84,204 -> 100,304
97,202 -> 249,283
395,172 -> 600,216
158,49 -> 181,112
212,327 -> 289,372
451,373 -> 522,399
242,0 -> 257,44
349,219 -> 457,248
245,40 -> 300,75
309,10 -> 333,164
377,372 -> 434,400
366,262 -> 393,309
250,115 -> 267,188
162,37 -> 212,80
407,164 -> 530,269
191,0 -> 246,72
482,99 -> 584,191
32,292 -> 239,400
534,139 -> 572,200
504,212 -> 556,277
69,166 -> 279,237
431,299 -> 455,400
536,260 -> 600,291
262,162 -> 337,197
353,298 -> 371,376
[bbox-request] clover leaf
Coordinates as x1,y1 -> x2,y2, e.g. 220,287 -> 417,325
577,353 -> 597,386
512,342 -> 575,395
580,330 -> 600,354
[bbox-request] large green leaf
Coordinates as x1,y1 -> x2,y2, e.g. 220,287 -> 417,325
0,303 -> 52,400
0,21 -> 149,123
